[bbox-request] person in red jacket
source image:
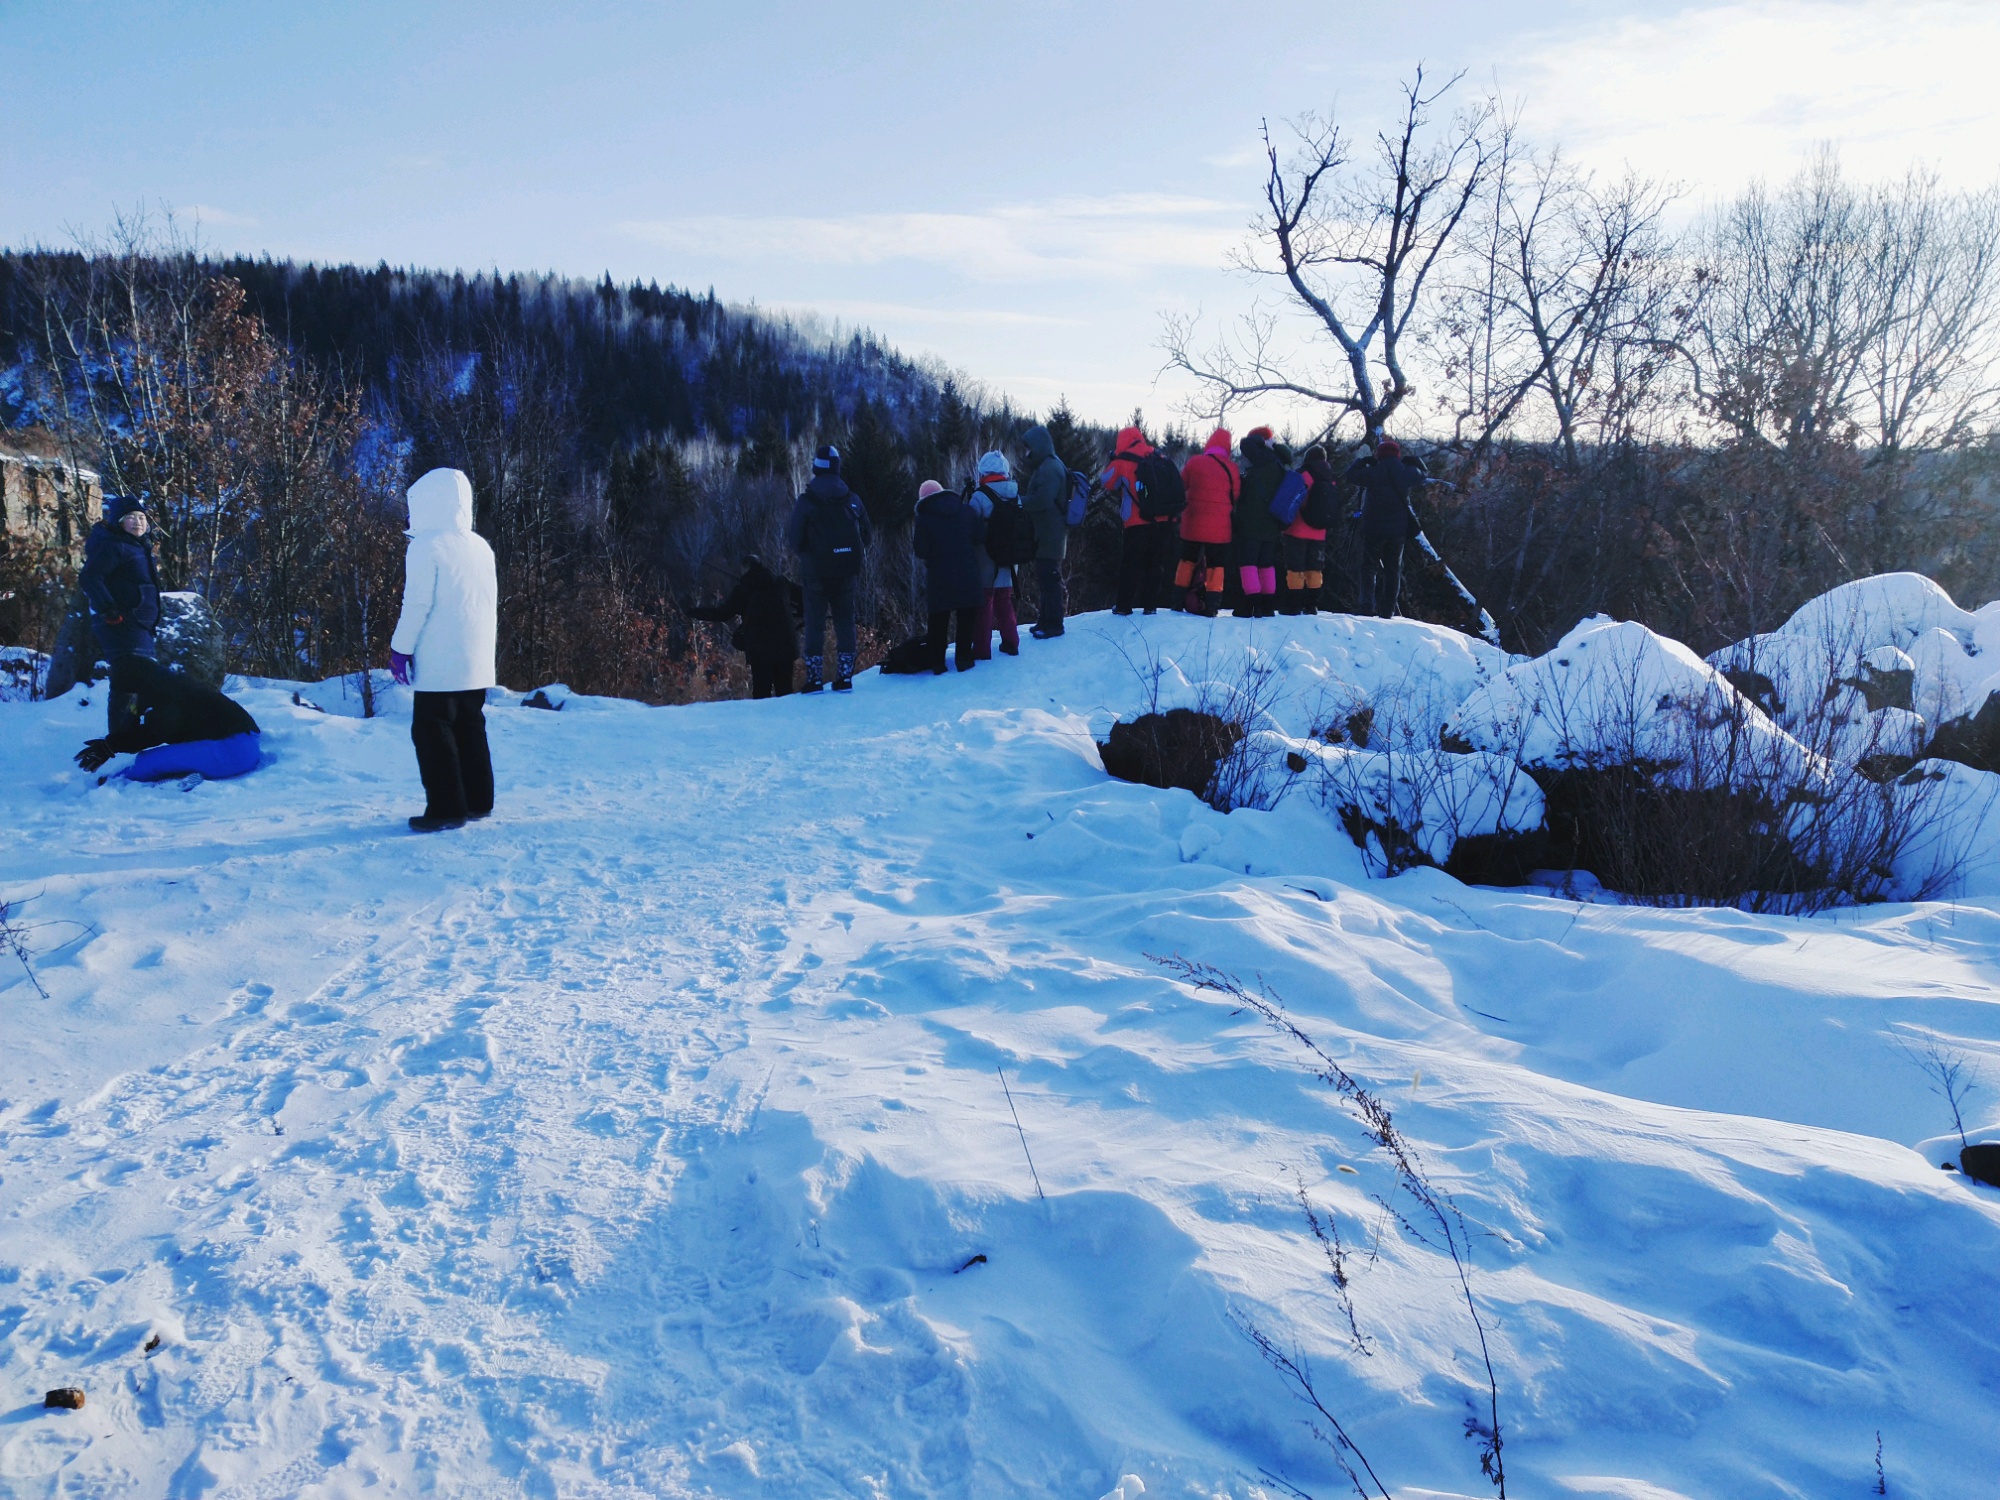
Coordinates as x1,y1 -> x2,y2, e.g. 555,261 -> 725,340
1175,428 -> 1237,616
1281,444 -> 1337,615
1101,424 -> 1177,614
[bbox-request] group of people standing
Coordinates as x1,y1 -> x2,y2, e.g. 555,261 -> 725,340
693,423 -> 1451,694
699,425 -> 1078,693
1104,425 -> 1448,621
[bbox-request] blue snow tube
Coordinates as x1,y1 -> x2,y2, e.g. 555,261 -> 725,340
127,732 -> 262,782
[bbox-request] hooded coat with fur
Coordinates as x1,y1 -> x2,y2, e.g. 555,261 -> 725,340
390,468 -> 499,693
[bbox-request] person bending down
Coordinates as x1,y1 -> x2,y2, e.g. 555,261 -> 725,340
74,657 -> 261,781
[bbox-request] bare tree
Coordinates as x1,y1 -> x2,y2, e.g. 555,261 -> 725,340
1163,69 -> 1497,441
1675,149 -> 2000,458
28,214 -> 278,595
1863,171 -> 2000,454
1429,137 -> 1685,471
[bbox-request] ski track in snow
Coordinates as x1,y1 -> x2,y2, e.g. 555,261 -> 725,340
2,611 -> 1999,1500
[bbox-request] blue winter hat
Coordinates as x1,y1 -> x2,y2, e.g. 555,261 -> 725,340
813,444 -> 841,472
104,494 -> 148,522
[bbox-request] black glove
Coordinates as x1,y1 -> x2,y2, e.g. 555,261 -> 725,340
75,739 -> 115,772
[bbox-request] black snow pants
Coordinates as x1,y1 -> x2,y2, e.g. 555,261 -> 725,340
927,608 -> 979,672
749,656 -> 794,699
1115,523 -> 1176,612
1360,531 -> 1405,618
412,689 -> 494,821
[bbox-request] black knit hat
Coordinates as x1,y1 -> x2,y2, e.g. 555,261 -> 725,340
104,494 -> 148,522
813,444 -> 841,473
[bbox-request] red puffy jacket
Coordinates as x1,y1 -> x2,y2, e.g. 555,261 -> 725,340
1100,425 -> 1165,530
1179,429 -> 1238,545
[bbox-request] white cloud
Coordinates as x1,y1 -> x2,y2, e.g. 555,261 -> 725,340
1500,0 -> 2000,199
616,194 -> 1244,283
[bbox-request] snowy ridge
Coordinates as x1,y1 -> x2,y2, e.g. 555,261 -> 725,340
2,608 -> 1999,1498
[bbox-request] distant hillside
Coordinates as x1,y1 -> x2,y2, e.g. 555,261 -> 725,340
0,251 -> 1002,468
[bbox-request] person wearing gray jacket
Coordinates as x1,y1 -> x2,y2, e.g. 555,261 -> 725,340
1019,424 -> 1070,638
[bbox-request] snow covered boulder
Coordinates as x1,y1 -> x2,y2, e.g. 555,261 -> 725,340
1963,1143 -> 2000,1189
1444,617 -> 1866,901
1880,758 -> 2000,900
156,591 -> 226,687
1708,574 -> 2000,777
44,587 -> 227,695
1236,730 -> 1547,882
1446,616 -> 1814,790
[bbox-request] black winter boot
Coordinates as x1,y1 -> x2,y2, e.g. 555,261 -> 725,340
833,652 -> 856,691
802,655 -> 826,693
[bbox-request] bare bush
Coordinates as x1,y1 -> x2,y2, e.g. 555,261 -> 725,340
1895,1031 -> 1982,1149
1,896 -> 51,1000
1306,671 -> 1544,881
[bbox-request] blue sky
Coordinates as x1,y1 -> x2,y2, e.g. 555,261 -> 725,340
3,0 -> 1995,427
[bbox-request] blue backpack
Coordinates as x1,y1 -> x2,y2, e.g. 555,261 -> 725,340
1065,468 -> 1092,527
1269,470 -> 1310,526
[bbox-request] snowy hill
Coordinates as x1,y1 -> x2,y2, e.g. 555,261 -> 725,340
3,606 -> 1999,1499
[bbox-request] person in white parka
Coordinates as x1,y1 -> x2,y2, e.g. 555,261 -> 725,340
389,467 -> 499,832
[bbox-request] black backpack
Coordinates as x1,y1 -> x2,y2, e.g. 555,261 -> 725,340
1301,472 -> 1336,530
806,488 -> 864,577
982,487 -> 1037,567
1122,450 -> 1186,521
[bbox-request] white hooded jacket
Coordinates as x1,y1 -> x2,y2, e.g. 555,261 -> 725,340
390,468 -> 498,693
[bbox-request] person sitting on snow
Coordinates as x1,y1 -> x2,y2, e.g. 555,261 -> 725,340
73,656 -> 261,781
689,553 -> 803,699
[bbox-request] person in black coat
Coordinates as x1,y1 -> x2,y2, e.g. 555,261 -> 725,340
78,495 -> 163,734
786,444 -> 873,692
912,480 -> 985,673
74,656 -> 261,781
1341,439 -> 1443,617
691,554 -> 803,699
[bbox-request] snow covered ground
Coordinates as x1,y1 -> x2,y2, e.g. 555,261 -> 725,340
3,609 -> 1999,1499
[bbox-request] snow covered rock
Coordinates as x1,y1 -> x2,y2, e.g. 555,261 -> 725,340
155,591 -> 227,687
44,586 -> 227,695
1707,573 -> 2000,778
1232,730 -> 1547,881
1447,616 -> 1815,792
1963,1143 -> 2000,1188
